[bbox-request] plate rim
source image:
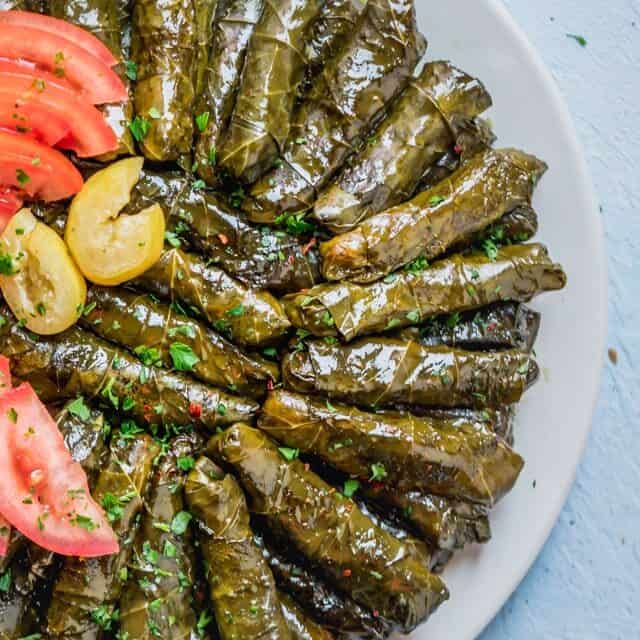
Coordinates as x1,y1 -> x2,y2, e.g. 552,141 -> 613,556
465,1 -> 608,637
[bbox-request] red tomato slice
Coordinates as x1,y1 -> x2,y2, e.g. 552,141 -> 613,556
0,57 -> 76,91
0,129 -> 83,201
0,11 -> 118,68
0,383 -> 118,557
0,71 -> 118,157
0,98 -> 70,145
0,355 -> 12,556
0,187 -> 21,229
0,25 -> 127,104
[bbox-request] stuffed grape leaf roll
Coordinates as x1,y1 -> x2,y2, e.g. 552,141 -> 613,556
396,302 -> 541,353
126,170 -> 322,294
283,243 -> 566,341
302,0 -> 366,89
279,591 -> 335,640
255,533 -> 390,640
282,338 -> 539,410
0,306 -> 258,430
130,0 -> 202,163
245,0 -> 427,221
131,248 -> 292,345
47,0 -> 136,159
119,433 -> 202,640
313,61 -> 492,233
260,390 -> 524,505
360,484 -> 491,553
186,456 -> 292,640
194,0 -> 264,185
207,424 -> 449,633
46,431 -> 160,638
320,148 -> 547,283
218,0 -> 324,182
80,286 -> 279,396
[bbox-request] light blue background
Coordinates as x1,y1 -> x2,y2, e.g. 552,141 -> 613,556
481,1 -> 639,638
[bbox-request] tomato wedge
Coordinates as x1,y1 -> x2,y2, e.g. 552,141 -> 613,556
0,129 -> 83,202
0,354 -> 12,556
0,98 -> 70,145
0,57 -> 76,91
0,11 -> 118,68
0,383 -> 118,557
0,70 -> 118,157
0,187 -> 22,225
0,25 -> 127,104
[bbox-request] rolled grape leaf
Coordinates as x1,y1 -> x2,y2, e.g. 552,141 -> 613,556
80,286 -> 279,396
47,0 -> 135,159
313,61 -> 492,233
119,433 -> 203,639
260,390 -> 523,505
185,456 -> 292,639
126,170 -> 322,294
255,533 -> 390,640
0,306 -> 258,430
194,0 -> 264,185
283,243 -> 566,341
207,424 -> 449,633
279,591 -> 335,640
218,0 -> 324,182
396,302 -> 541,353
130,0 -> 200,163
361,484 -> 491,553
415,117 -> 495,193
46,431 -> 160,638
245,0 -> 427,221
320,148 -> 548,283
301,0 -> 366,90
132,248 -> 292,345
282,338 -> 539,410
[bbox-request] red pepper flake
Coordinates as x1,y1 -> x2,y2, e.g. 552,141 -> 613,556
143,404 -> 153,422
288,254 -> 295,265
302,237 -> 317,255
372,610 -> 380,618
189,402 -> 202,418
217,233 -> 229,245
342,568 -> 352,577
266,378 -> 274,392
303,463 -> 310,471
371,481 -> 385,491
486,322 -> 497,333
453,144 -> 463,154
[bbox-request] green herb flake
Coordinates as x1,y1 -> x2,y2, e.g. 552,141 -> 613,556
16,168 -> 30,185
343,478 -> 360,498
195,111 -> 210,132
169,342 -> 200,371
0,569 -> 11,593
428,195 -> 446,206
370,462 -> 387,481
278,447 -> 299,462
171,511 -> 192,535
125,60 -> 137,80
67,396 -> 91,421
129,116 -> 151,142
177,456 -> 195,472
566,33 -> 587,47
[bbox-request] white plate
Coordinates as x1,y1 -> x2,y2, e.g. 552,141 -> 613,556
404,1 -> 607,639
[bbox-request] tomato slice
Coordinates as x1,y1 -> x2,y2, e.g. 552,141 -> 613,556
0,11 -> 118,68
0,354 -> 12,556
0,97 -> 70,145
0,25 -> 127,104
0,57 -> 76,91
0,70 -> 118,157
0,383 -> 118,557
0,129 -> 83,201
0,187 -> 22,228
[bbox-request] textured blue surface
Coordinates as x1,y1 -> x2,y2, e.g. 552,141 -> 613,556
480,1 -> 640,638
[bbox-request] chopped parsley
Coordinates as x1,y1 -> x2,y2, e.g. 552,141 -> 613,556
195,111 -> 210,132
67,396 -> 91,421
169,342 -> 200,371
171,510 -> 192,535
129,116 -> 150,142
369,462 -> 387,481
278,447 -> 299,462
343,479 -> 360,498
